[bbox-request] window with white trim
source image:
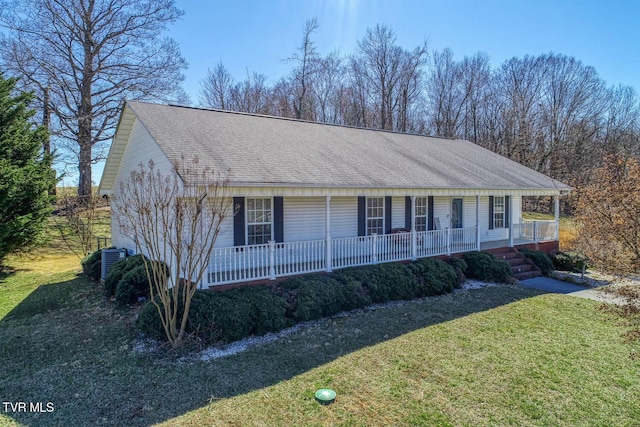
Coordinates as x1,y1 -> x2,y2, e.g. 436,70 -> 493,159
246,198 -> 272,244
493,196 -> 505,229
366,197 -> 384,235
415,197 -> 428,232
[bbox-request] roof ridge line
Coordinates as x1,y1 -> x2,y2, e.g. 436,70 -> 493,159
143,100 -> 457,140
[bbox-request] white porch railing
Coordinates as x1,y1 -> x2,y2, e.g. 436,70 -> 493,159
208,243 -> 271,284
513,220 -> 557,245
207,227 -> 479,286
274,240 -> 326,276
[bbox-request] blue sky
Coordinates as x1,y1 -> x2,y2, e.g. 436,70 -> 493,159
86,0 -> 640,186
171,0 -> 640,101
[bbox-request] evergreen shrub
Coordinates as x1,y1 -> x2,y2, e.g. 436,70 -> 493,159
519,248 -> 554,276
460,251 -> 512,283
551,251 -> 589,272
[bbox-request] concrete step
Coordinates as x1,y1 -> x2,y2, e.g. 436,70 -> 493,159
511,263 -> 536,274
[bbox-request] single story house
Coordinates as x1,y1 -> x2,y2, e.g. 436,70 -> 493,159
99,101 -> 571,288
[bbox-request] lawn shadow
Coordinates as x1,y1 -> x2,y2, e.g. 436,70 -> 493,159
0,267 -> 16,282
1,274 -> 86,320
0,278 -> 546,427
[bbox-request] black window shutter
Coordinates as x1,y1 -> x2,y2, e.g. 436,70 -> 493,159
233,197 -> 245,246
489,196 -> 494,230
505,196 -> 510,229
384,196 -> 392,234
428,196 -> 434,231
357,196 -> 366,236
405,196 -> 412,229
273,196 -> 284,242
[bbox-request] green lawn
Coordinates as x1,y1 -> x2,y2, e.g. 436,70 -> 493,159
1,240 -> 639,426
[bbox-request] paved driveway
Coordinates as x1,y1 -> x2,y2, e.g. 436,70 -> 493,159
519,277 -> 623,304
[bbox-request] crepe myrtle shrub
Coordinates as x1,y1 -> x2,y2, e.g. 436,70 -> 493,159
519,248 -> 554,276
460,251 -> 513,283
137,286 -> 289,345
407,258 -> 457,295
136,289 -> 236,344
137,290 -> 201,342
116,157 -> 231,348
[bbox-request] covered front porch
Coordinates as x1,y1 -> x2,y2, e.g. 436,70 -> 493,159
205,191 -> 561,287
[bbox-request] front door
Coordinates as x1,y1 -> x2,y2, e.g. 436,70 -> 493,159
451,198 -> 463,229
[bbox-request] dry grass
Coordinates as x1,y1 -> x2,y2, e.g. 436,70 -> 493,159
521,212 -> 577,252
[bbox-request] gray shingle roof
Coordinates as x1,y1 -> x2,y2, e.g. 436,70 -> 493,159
125,101 -> 570,191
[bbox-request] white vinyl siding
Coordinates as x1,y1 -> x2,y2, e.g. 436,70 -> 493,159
213,198 -> 235,248
111,119 -> 172,252
513,196 -> 522,224
479,196 -> 515,242
197,194 -> 526,249
330,197 -> 358,239
284,197 -> 325,242
463,196 -> 478,228
433,196 -> 449,230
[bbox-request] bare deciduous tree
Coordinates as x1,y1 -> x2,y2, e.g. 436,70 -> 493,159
115,158 -> 231,348
351,24 -> 427,131
426,48 -> 465,137
0,0 -> 188,198
230,70 -> 273,115
200,62 -> 235,110
575,154 -> 640,273
56,191 -> 101,257
288,17 -> 321,120
311,51 -> 343,123
195,20 -> 640,215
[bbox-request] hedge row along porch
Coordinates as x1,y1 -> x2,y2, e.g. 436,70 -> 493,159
99,101 -> 571,287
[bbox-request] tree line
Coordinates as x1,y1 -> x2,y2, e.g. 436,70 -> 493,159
200,20 -> 640,201
0,2 -> 638,202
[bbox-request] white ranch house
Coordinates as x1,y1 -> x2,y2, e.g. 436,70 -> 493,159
99,101 -> 571,288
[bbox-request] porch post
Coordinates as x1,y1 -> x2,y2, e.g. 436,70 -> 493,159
446,227 -> 451,256
411,195 -> 417,260
372,233 -> 378,264
554,195 -> 560,241
268,240 -> 276,280
476,195 -> 481,251
508,194 -> 514,247
325,196 -> 332,272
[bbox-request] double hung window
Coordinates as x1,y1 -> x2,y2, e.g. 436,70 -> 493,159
415,197 -> 428,231
493,196 -> 505,229
366,197 -> 384,235
246,198 -> 272,244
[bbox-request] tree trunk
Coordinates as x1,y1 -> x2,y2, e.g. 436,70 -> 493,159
43,87 -> 56,196
78,13 -> 94,199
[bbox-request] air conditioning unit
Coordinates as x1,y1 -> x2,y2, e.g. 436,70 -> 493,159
101,248 -> 127,280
